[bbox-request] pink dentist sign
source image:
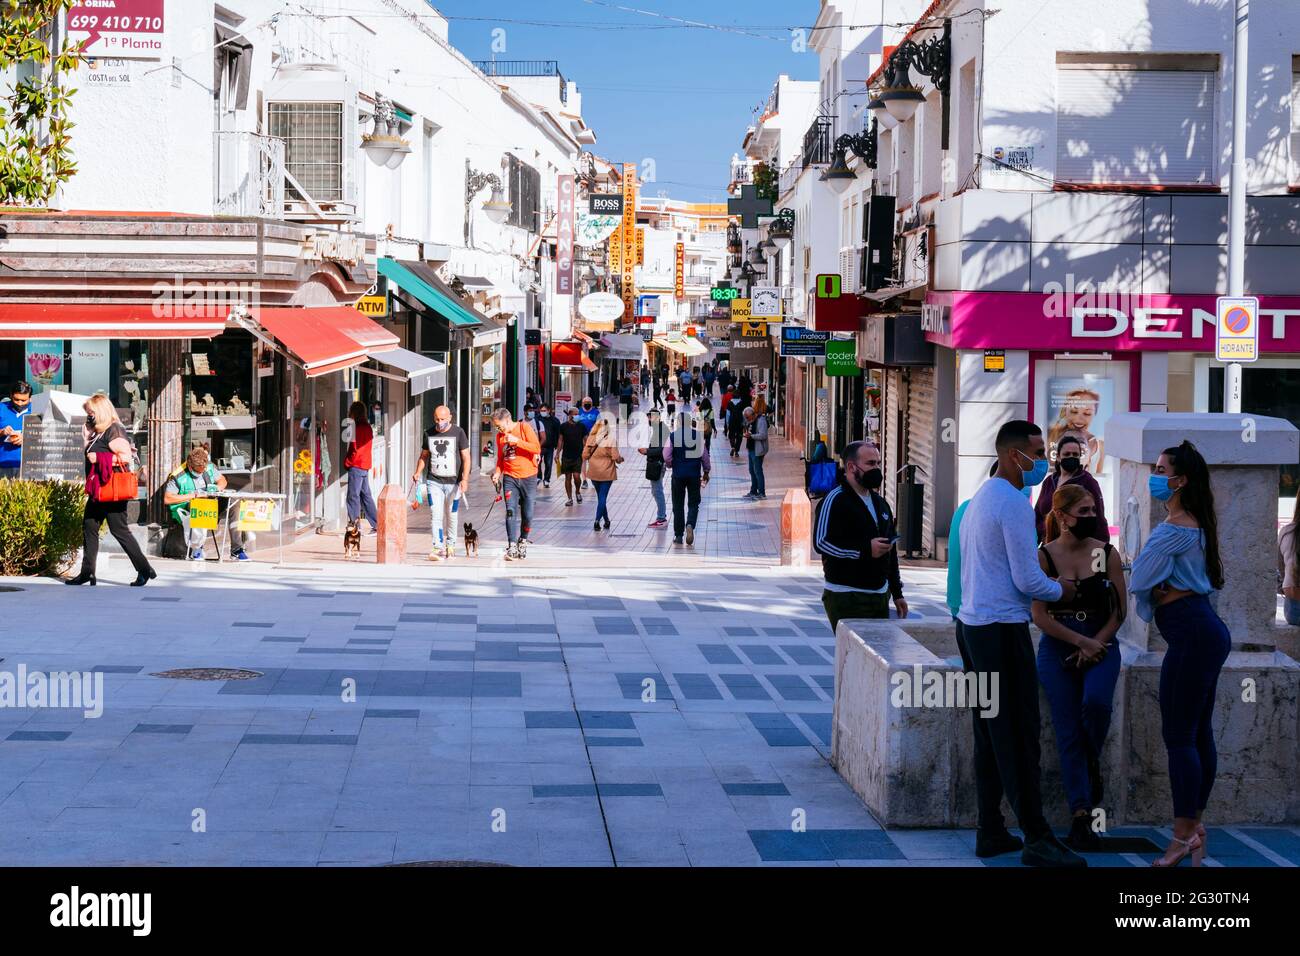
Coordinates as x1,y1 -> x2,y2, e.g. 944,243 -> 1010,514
922,292 -> 1300,353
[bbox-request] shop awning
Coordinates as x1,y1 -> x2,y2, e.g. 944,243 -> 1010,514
552,341 -> 597,371
252,306 -> 397,378
473,314 -> 509,348
859,281 -> 928,304
457,275 -> 494,291
653,335 -> 708,358
0,303 -> 227,339
378,258 -> 483,328
601,333 -> 645,360
367,347 -> 446,397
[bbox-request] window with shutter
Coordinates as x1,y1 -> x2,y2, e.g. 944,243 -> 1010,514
1056,64 -> 1216,185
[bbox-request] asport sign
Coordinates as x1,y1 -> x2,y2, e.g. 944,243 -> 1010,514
68,1 -> 167,57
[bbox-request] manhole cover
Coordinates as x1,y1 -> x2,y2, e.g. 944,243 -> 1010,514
387,860 -> 514,867
150,668 -> 264,681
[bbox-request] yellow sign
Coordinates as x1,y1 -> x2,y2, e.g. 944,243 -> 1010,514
730,298 -> 752,323
189,498 -> 219,530
635,228 -> 645,266
621,163 -> 638,320
355,295 -> 388,317
983,350 -> 1005,373
737,320 -> 767,339
236,498 -> 276,532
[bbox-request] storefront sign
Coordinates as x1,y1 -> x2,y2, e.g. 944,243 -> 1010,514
816,274 -> 842,299
730,299 -> 752,323
674,243 -> 685,301
17,420 -> 83,481
635,228 -> 645,267
826,339 -> 860,376
812,293 -> 861,333
620,163 -> 638,320
70,339 -> 112,396
921,301 -> 949,335
68,1 -> 166,58
189,498 -> 219,531
639,329 -> 654,342
355,295 -> 388,317
636,295 -> 660,318
305,230 -> 365,265
780,326 -> 829,357
752,286 -> 782,318
1215,296 -> 1258,363
589,193 -> 624,216
711,285 -> 739,301
983,350 -> 1006,373
924,291 -> 1300,353
576,213 -> 620,246
25,340 -> 65,393
556,174 -> 576,295
578,292 -> 625,326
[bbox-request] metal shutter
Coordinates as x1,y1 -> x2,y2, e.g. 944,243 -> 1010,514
906,367 -> 937,558
883,369 -> 902,513
1056,68 -> 1215,184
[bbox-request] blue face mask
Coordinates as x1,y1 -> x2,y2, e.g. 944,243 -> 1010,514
1149,474 -> 1176,501
1015,449 -> 1050,487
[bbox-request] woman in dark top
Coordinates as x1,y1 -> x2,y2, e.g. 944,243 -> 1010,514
1031,483 -> 1126,851
1035,433 -> 1109,544
66,394 -> 156,586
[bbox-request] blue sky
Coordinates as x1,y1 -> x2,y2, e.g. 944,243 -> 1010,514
434,0 -> 822,202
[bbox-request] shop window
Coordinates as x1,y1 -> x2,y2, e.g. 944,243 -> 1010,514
1210,365 -> 1300,502
185,332 -> 267,482
1056,54 -> 1217,186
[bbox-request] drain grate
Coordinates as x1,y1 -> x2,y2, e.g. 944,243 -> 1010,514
387,860 -> 513,867
151,668 -> 264,681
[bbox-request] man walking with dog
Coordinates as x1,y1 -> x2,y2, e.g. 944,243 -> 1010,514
490,407 -> 541,561
413,405 -> 470,561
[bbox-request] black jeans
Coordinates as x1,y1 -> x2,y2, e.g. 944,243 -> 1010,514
821,589 -> 890,632
954,620 -> 1051,841
728,429 -> 743,455
81,499 -> 153,576
540,447 -> 556,483
502,473 -> 537,544
671,475 -> 701,538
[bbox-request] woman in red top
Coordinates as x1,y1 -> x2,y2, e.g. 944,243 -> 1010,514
345,401 -> 378,533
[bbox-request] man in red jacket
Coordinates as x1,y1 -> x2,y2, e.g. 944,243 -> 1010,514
490,407 -> 541,560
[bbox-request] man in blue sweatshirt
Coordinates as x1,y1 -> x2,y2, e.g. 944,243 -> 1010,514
0,381 -> 32,479
958,419 -> 1083,868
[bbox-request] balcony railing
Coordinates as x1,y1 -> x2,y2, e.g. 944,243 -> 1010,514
472,59 -> 567,104
802,115 -> 834,168
214,131 -> 286,218
760,81 -> 779,118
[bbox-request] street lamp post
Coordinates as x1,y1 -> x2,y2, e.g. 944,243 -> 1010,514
1224,0 -> 1249,412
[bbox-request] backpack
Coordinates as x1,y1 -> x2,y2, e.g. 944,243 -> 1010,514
808,460 -> 838,496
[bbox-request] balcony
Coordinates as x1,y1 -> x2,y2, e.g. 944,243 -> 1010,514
802,115 -> 834,168
213,131 -> 286,218
472,59 -> 568,105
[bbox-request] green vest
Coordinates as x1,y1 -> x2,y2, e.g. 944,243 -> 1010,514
169,464 -> 217,522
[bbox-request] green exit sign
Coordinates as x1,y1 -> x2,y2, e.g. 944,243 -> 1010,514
711,287 -> 739,301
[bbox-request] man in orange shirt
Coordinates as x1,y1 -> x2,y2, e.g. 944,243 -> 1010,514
490,407 -> 541,560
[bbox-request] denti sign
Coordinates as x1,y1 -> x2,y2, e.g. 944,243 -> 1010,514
922,292 -> 1300,353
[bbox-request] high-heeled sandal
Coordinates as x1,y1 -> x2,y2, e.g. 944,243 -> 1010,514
1151,833 -> 1202,868
1193,824 -> 1207,866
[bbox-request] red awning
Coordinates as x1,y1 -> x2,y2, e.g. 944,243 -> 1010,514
551,341 -> 590,368
0,303 -> 227,339
254,306 -> 399,378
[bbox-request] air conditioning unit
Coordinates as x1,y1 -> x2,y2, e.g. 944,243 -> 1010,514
862,195 -> 896,292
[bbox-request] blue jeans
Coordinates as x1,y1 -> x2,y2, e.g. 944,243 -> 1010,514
1154,594 -> 1232,819
649,476 -> 666,521
1036,622 -> 1121,813
593,479 -> 613,524
1284,597 -> 1300,626
346,466 -> 377,527
423,480 -> 461,551
747,449 -> 766,496
540,447 -> 556,483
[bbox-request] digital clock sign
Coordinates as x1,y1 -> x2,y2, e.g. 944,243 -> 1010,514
711,287 -> 739,301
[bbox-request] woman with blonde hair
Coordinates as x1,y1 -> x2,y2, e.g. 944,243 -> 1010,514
66,393 -> 156,586
582,414 -> 624,533
1031,482 -> 1125,851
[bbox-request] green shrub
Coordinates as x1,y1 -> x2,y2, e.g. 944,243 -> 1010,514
0,479 -> 86,576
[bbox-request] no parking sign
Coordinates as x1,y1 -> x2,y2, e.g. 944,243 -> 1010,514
1215,296 -> 1258,363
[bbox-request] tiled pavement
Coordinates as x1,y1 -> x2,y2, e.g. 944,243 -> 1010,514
2,561 -> 1298,867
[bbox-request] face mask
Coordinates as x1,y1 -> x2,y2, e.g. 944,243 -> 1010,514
435,421 -> 450,432
1059,456 -> 1081,475
526,412 -> 535,420
861,467 -> 884,490
1149,474 -> 1176,502
1016,449 -> 1050,487
1067,514 -> 1098,539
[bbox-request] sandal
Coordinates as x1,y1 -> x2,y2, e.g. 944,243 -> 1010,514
1194,824 -> 1207,866
1151,833 -> 1203,868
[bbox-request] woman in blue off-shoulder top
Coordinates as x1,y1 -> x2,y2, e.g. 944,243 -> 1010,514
1129,441 -> 1230,868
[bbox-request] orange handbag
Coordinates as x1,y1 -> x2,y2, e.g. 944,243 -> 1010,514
97,463 -> 139,502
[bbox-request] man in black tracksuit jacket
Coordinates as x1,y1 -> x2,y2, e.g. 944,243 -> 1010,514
813,441 -> 909,631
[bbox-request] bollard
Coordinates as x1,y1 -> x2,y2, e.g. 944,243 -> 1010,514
376,484 -> 407,564
780,487 -> 811,567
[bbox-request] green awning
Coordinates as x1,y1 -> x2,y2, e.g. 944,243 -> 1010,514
377,258 -> 483,328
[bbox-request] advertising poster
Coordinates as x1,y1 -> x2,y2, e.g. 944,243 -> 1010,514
66,1 -> 167,58
71,339 -> 112,396
189,498 -> 219,531
25,340 -> 65,393
236,499 -> 276,532
1043,376 -> 1115,517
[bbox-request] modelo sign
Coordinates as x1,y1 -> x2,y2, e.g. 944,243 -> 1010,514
578,292 -> 625,326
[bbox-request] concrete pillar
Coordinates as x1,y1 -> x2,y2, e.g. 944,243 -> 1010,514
781,488 -> 811,567
1108,412 -> 1299,652
375,483 -> 407,564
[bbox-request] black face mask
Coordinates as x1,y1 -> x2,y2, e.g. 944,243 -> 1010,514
858,467 -> 884,491
1067,515 -> 1099,540
1059,455 -> 1082,475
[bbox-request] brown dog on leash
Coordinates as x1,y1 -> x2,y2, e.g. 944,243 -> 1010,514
462,523 -> 478,557
343,519 -> 362,560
